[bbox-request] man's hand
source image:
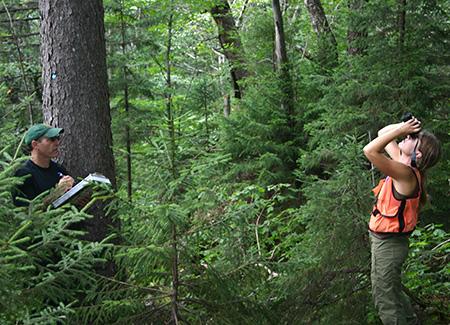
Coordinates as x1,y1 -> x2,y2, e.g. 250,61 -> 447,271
42,176 -> 74,209
57,175 -> 74,192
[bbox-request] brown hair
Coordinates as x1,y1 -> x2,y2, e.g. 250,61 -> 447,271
416,130 -> 442,207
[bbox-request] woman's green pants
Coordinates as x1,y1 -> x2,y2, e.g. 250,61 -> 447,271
370,232 -> 418,325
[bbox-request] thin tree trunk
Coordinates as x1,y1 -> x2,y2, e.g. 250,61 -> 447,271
120,0 -> 132,202
272,0 -> 295,122
211,0 -> 248,100
40,0 -> 117,271
165,7 -> 180,323
203,89 -> 210,141
223,94 -> 231,117
304,0 -> 338,68
347,0 -> 366,56
217,54 -> 231,117
273,0 -> 289,67
398,0 -> 406,50
171,222 -> 180,325
236,0 -> 250,28
166,14 -> 176,180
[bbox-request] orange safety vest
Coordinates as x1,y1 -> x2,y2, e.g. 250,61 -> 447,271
369,168 -> 421,234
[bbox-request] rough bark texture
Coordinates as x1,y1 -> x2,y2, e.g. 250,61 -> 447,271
40,0 -> 117,260
40,0 -> 115,185
304,0 -> 338,67
211,0 -> 247,99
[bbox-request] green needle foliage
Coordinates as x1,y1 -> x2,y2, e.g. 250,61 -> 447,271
0,145 -> 113,324
1,0 -> 448,323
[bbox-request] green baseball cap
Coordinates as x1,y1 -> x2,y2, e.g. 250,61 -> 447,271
24,124 -> 64,145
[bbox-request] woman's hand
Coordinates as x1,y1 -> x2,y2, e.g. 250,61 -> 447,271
364,117 -> 419,179
398,117 -> 421,137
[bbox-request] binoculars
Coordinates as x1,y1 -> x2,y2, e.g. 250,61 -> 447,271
401,112 -> 420,137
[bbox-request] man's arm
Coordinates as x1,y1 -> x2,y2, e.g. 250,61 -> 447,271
14,167 -> 74,208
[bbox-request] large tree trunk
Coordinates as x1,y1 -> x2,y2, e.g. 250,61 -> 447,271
40,0 -> 115,184
40,0 -> 117,258
304,0 -> 338,68
211,0 -> 248,100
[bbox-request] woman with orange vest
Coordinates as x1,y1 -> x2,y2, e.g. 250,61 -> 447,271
363,115 -> 441,325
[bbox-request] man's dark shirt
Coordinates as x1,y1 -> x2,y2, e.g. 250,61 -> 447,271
14,159 -> 68,206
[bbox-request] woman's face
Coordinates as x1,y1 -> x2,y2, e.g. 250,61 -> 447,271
399,135 -> 420,156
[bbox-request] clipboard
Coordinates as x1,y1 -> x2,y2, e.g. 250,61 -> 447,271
51,173 -> 111,208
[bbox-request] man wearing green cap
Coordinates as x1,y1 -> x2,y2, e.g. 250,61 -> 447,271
13,124 -> 74,207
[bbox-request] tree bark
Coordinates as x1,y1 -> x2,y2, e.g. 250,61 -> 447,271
223,94 -> 231,117
236,0 -> 250,28
347,0 -> 366,56
210,0 -> 248,99
217,53 -> 231,117
166,13 -> 176,180
398,0 -> 406,50
165,9 -> 180,323
304,0 -> 338,68
273,0 -> 289,67
120,0 -> 132,202
40,0 -> 115,184
40,0 -> 117,259
272,0 -> 294,121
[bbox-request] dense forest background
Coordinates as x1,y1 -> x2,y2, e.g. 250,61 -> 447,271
0,0 -> 448,324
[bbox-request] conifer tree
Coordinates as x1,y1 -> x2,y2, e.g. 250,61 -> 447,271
39,0 -> 117,269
